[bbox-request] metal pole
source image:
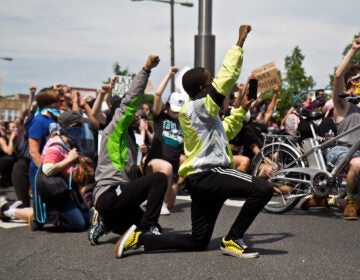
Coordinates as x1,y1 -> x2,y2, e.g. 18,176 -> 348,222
170,0 -> 175,92
194,0 -> 215,76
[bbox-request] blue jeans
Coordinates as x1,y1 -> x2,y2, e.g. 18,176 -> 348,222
58,196 -> 91,232
325,146 -> 360,168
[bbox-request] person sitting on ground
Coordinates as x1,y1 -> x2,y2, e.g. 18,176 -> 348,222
31,110 -> 92,231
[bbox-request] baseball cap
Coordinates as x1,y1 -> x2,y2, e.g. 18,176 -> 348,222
168,91 -> 188,112
58,110 -> 87,128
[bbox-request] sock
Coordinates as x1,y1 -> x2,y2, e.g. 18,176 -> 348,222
4,208 -> 15,219
327,197 -> 335,207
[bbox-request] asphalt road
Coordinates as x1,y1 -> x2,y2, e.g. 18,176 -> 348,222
1,186 -> 359,280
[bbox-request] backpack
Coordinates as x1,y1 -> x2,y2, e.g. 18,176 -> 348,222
17,112 -> 35,160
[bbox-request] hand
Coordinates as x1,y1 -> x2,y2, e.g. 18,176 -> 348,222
238,82 -> 254,110
273,85 -> 279,93
110,76 -> 118,88
144,55 -> 160,71
237,25 -> 252,47
29,85 -> 36,95
67,148 -> 79,162
139,118 -> 148,132
79,94 -> 87,108
71,90 -> 79,103
10,129 -> 17,141
169,66 -> 179,76
352,38 -> 360,51
139,143 -> 148,154
100,84 -> 112,95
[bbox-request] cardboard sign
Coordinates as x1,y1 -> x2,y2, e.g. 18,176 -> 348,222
112,75 -> 133,97
251,62 -> 281,94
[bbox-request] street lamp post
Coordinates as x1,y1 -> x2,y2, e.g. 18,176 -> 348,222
131,0 -> 193,92
0,57 -> 13,61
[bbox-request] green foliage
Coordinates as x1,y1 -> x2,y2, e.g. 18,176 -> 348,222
278,46 -> 315,115
103,62 -> 136,83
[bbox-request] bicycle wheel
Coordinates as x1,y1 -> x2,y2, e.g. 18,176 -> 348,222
251,143 -> 307,214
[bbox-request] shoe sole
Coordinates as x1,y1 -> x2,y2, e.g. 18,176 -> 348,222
343,216 -> 358,220
88,210 -> 99,246
220,246 -> 259,259
114,224 -> 137,259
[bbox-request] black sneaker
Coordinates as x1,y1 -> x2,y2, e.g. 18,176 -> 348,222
88,208 -> 107,246
0,196 -> 10,222
28,214 -> 44,231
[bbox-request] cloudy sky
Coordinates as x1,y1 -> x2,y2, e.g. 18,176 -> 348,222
0,0 -> 359,96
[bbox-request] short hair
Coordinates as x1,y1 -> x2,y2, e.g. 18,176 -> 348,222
315,89 -> 324,98
182,67 -> 207,98
36,87 -> 60,109
344,65 -> 360,90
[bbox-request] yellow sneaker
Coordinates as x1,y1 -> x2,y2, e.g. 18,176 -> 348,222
114,225 -> 141,258
220,237 -> 259,258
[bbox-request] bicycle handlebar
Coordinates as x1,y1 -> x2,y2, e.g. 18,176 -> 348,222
338,93 -> 360,102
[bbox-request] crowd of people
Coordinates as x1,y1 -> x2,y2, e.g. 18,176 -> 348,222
0,25 -> 360,260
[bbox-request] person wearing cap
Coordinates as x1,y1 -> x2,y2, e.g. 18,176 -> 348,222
143,66 -> 187,215
303,38 -> 360,219
30,110 -> 91,231
1,110 -> 91,231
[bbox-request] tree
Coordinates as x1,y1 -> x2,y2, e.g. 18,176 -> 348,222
278,46 -> 315,113
328,32 -> 360,86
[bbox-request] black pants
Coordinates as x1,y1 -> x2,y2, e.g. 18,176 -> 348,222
96,172 -> 167,235
0,155 -> 16,188
141,167 -> 273,251
11,158 -> 31,207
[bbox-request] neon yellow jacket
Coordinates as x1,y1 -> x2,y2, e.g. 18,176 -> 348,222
178,46 -> 247,178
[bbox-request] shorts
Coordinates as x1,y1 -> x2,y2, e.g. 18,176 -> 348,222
325,146 -> 360,168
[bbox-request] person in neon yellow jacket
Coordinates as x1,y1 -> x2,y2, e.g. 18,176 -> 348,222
114,25 -> 274,259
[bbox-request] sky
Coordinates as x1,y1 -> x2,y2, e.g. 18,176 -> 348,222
0,0 -> 359,96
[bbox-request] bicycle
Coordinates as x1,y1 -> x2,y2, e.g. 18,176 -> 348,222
250,96 -> 360,213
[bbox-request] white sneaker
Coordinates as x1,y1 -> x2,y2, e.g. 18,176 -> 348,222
160,203 -> 170,215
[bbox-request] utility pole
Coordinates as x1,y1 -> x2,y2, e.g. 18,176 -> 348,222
194,0 -> 215,76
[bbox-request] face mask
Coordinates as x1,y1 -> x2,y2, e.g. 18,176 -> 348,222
61,126 -> 82,150
40,108 -> 60,118
354,82 -> 360,95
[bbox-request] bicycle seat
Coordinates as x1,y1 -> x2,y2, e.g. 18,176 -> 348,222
300,108 -> 324,120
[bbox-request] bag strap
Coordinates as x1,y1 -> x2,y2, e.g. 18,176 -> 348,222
33,164 -> 46,223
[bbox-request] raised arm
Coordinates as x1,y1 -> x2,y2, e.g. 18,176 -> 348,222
333,38 -> 360,117
92,81 -> 115,126
153,66 -> 179,116
263,85 -> 280,125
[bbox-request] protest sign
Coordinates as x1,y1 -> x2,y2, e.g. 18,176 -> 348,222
251,61 -> 281,95
112,75 -> 133,97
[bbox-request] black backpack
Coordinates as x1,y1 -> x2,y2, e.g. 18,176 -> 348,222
17,111 -> 35,160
